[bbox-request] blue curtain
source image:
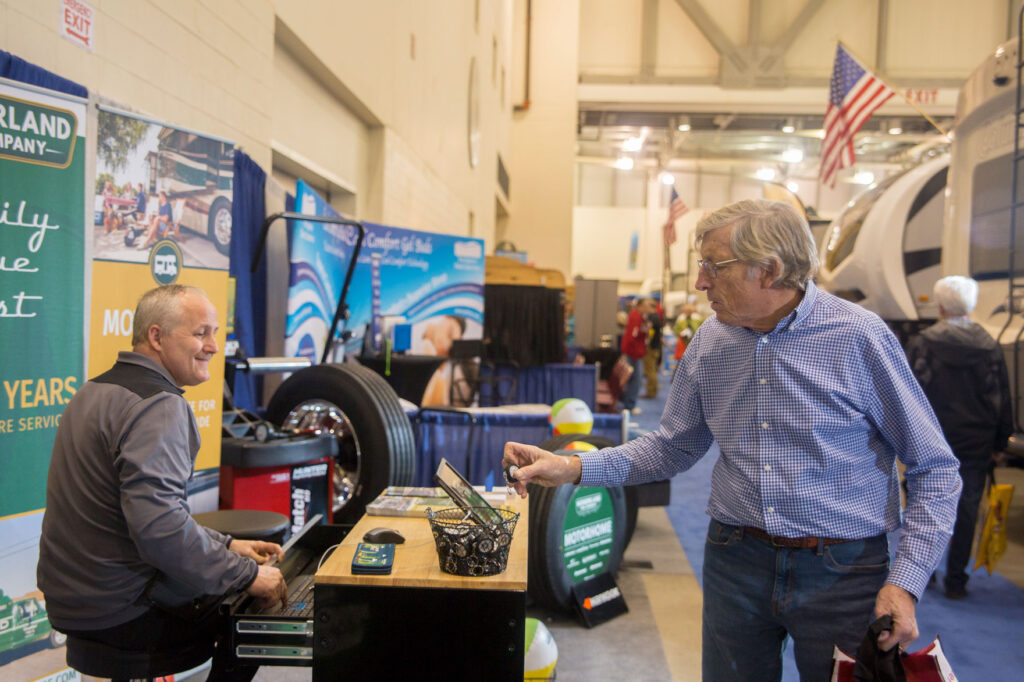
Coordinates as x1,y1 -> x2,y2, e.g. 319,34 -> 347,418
410,409 -> 622,486
479,363 -> 599,408
0,51 -> 87,98
228,151 -> 267,411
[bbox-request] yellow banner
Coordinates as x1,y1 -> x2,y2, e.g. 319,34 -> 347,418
88,260 -> 226,471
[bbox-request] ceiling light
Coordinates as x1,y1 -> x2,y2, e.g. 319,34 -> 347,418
623,136 -> 644,152
786,181 -> 799,193
614,156 -> 634,170
853,170 -> 875,185
677,115 -> 691,132
781,118 -> 796,134
782,148 -> 803,164
888,119 -> 902,135
660,172 -> 675,185
755,167 -> 776,181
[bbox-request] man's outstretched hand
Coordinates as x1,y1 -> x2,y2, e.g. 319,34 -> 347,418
502,441 -> 582,497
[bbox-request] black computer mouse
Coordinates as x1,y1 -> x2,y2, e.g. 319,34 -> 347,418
363,527 -> 406,544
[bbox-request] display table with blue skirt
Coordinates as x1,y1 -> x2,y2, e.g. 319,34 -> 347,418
409,405 -> 623,487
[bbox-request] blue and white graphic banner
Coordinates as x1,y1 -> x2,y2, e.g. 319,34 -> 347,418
284,180 -> 484,364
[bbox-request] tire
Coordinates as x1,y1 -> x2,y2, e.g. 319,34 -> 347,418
265,363 -> 415,522
207,196 -> 232,255
538,433 -> 639,549
49,629 -> 67,648
526,480 -> 627,613
530,434 -> 628,613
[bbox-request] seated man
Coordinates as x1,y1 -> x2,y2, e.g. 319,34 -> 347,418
37,285 -> 287,678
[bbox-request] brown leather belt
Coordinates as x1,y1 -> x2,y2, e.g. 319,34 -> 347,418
742,526 -> 852,549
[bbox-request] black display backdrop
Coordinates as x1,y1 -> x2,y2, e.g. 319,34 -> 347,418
484,285 -> 565,367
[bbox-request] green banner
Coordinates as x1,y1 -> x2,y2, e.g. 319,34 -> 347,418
0,81 -> 86,517
561,488 -> 616,584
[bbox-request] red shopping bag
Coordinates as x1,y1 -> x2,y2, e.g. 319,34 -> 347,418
831,616 -> 958,681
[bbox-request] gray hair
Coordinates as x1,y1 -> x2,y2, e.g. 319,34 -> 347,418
132,284 -> 207,346
933,275 -> 978,317
695,199 -> 819,290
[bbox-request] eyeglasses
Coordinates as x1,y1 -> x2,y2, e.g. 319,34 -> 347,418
696,258 -> 740,279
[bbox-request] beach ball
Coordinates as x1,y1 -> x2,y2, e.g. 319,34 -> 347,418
524,617 -> 558,680
549,398 -> 593,436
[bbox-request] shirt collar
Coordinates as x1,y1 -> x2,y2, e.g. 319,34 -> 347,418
115,350 -> 184,394
767,280 -> 818,334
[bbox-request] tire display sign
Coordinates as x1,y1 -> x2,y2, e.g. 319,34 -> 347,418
0,80 -> 86,518
561,488 -> 616,584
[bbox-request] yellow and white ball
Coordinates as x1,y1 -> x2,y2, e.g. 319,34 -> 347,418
524,617 -> 558,680
549,398 -> 593,436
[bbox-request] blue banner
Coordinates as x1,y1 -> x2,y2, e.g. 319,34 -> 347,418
284,180 -> 484,373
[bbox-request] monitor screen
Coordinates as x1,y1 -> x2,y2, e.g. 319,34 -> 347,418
434,458 -> 505,528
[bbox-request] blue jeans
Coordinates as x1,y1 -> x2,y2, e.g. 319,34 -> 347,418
702,519 -> 889,681
621,355 -> 644,409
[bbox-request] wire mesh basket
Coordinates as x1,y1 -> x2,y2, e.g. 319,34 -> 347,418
427,507 -> 519,577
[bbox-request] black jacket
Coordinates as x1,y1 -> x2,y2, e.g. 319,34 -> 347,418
906,319 -> 1013,463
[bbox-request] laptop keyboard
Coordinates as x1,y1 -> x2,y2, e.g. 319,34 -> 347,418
261,574 -> 314,618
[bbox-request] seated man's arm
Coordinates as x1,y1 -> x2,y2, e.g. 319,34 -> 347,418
116,393 -> 259,597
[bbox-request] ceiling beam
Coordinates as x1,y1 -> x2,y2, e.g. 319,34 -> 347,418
642,0 -> 659,77
760,0 -> 828,71
672,0 -> 747,70
876,0 -> 889,73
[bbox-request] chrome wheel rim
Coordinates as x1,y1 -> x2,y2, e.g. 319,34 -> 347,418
282,400 -> 361,511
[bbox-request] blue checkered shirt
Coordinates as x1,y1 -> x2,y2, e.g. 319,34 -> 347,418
579,281 -> 961,599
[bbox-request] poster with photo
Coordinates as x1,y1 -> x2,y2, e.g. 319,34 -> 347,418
284,180 -> 484,405
92,107 -> 233,270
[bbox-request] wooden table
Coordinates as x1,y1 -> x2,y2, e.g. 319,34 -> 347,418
313,494 -> 528,680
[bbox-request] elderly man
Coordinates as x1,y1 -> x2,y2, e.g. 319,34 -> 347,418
38,285 -> 287,676
504,199 -> 961,680
906,276 -> 1012,600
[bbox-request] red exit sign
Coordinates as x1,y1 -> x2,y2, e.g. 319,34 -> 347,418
904,88 -> 939,105
60,0 -> 94,52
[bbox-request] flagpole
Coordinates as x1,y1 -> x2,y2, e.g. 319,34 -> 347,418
837,39 -> 950,138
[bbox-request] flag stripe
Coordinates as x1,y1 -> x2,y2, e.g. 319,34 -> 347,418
819,44 -> 895,188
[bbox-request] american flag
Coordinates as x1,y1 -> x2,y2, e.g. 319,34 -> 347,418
664,186 -> 688,247
819,43 -> 894,188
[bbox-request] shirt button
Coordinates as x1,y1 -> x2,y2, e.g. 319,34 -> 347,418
761,422 -> 769,429
767,507 -> 775,513
761,337 -> 769,344
759,378 -> 767,385
764,464 -> 771,471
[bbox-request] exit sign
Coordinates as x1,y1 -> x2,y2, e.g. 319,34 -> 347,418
60,0 -> 94,52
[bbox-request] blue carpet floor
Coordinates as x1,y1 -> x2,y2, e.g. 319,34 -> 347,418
632,368 -> 1024,679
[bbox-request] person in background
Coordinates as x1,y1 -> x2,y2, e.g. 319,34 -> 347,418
620,297 -> 652,414
673,300 -> 703,368
504,199 -> 961,681
140,190 -> 175,248
37,285 -> 287,679
134,182 -> 147,222
641,300 -> 663,398
906,275 -> 1012,600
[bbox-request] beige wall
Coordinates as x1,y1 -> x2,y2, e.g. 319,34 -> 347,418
1,0 -> 277,165
1,0 -> 514,244
272,0 -> 513,243
506,0 -> 580,275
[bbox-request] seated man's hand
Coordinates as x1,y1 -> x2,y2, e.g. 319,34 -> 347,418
246,565 -> 288,609
229,538 -> 284,564
502,441 -> 583,497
